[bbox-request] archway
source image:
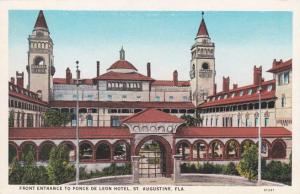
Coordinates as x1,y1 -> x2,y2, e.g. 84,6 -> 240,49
39,141 -> 56,162
135,136 -> 172,178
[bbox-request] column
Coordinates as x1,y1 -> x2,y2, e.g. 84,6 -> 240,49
173,155 -> 182,183
131,156 -> 140,184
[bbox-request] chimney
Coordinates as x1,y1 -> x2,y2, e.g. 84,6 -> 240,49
222,76 -> 230,92
253,65 -> 262,85
147,62 -> 151,77
10,77 -> 15,84
233,84 -> 238,89
66,68 -> 72,84
213,83 -> 217,95
173,70 -> 178,86
16,71 -> 24,88
96,61 -> 100,77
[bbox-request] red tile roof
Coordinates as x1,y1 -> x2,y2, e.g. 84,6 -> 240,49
93,71 -> 154,81
199,80 -> 276,108
197,18 -> 209,36
34,10 -> 48,29
49,101 -> 195,109
122,108 -> 185,123
176,127 -> 292,138
9,127 -> 132,140
53,78 -> 94,85
108,60 -> 138,71
267,59 -> 292,73
9,82 -> 48,106
152,80 -> 190,87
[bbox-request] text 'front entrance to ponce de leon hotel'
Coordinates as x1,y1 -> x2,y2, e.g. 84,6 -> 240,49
123,108 -> 184,178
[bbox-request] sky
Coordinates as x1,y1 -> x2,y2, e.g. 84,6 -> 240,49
9,11 -> 292,91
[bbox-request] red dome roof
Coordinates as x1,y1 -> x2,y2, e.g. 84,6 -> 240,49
108,60 -> 138,71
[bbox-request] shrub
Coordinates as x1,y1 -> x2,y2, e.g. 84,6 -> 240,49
237,144 -> 258,180
223,162 -> 239,175
262,160 -> 291,185
47,145 -> 75,184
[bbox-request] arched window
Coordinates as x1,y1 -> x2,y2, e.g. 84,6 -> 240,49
21,142 -> 37,161
113,141 -> 129,161
202,63 -> 209,70
96,142 -> 111,160
192,140 -> 207,160
39,141 -> 56,161
59,141 -> 76,162
34,56 -> 45,66
208,140 -> 224,159
79,142 -> 93,160
271,140 -> 286,159
9,143 -> 18,163
86,115 -> 93,126
225,140 -> 240,159
176,141 -> 191,160
241,139 -> 255,155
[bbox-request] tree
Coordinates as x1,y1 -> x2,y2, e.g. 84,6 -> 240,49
44,109 -> 71,127
181,114 -> 199,126
47,145 -> 75,184
237,144 -> 258,180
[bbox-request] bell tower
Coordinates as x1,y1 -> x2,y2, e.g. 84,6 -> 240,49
27,10 -> 55,102
190,12 -> 215,105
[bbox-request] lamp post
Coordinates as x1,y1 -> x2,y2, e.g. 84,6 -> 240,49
257,85 -> 262,185
75,61 -> 80,185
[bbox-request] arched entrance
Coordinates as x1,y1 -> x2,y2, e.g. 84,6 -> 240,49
135,135 -> 172,178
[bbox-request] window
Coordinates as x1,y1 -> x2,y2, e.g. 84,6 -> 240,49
86,115 -> 93,126
183,96 -> 188,101
248,89 -> 253,95
169,96 -> 174,101
267,85 -> 273,92
111,116 -> 121,127
122,95 -> 127,100
73,94 -> 78,100
264,117 -> 269,127
136,96 -> 141,101
202,63 -> 209,70
255,117 -> 258,127
245,118 -> 248,127
87,94 -> 93,100
237,118 -> 240,127
279,72 -> 290,85
281,95 -> 286,107
107,95 -> 112,101
155,96 -> 160,102
231,93 -> 235,97
239,91 -> 244,96
224,94 -> 228,99
215,118 -> 218,126
284,72 -> 289,84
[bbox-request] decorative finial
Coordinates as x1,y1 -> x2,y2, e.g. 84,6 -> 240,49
202,11 -> 204,19
120,46 -> 125,60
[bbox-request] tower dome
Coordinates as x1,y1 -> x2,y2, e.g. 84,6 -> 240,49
107,47 -> 138,73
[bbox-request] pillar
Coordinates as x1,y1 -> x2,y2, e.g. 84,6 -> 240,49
131,156 -> 140,184
173,155 -> 182,183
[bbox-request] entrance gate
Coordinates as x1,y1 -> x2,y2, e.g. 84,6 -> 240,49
138,140 -> 166,178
